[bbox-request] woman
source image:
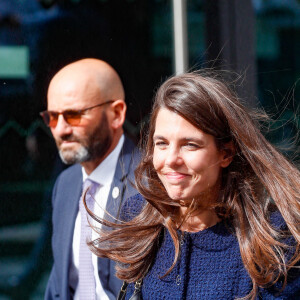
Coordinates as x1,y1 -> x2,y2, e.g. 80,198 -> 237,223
88,72 -> 300,299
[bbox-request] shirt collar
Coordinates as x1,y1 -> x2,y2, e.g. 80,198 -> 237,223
82,134 -> 124,186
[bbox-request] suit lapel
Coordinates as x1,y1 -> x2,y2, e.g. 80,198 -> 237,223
97,137 -> 137,295
56,165 -> 83,299
105,136 -> 136,220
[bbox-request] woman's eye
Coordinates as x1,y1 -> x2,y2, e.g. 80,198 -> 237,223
185,143 -> 199,149
155,141 -> 167,147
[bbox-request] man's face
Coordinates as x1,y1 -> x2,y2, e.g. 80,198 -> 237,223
47,77 -> 113,165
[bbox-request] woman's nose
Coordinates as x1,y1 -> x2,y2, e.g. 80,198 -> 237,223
165,147 -> 183,166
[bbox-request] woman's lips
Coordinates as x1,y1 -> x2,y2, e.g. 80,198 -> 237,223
165,172 -> 189,180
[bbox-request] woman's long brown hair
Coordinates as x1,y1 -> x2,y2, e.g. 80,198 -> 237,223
88,72 -> 300,299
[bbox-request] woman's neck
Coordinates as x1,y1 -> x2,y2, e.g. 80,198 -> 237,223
178,207 -> 220,232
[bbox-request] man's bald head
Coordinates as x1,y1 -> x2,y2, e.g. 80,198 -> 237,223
48,58 -> 125,103
46,58 -> 127,173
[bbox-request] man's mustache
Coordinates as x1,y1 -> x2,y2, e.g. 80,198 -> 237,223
58,134 -> 79,143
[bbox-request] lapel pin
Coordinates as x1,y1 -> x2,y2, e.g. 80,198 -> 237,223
112,186 -> 120,199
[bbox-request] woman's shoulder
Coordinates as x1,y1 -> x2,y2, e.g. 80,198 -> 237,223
120,193 -> 146,222
270,210 -> 287,230
269,210 -> 297,245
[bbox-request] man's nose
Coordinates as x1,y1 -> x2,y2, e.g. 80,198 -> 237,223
52,114 -> 73,136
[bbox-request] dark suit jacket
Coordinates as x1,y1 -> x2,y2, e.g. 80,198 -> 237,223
44,137 -> 139,300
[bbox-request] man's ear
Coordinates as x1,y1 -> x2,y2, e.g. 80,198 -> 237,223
110,100 -> 127,129
220,141 -> 235,168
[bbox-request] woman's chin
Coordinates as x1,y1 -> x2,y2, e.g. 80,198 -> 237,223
167,192 -> 193,205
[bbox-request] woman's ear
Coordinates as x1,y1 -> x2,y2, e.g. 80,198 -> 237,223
110,100 -> 127,130
220,141 -> 235,168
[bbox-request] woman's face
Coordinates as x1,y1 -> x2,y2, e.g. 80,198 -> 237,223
153,108 -> 231,203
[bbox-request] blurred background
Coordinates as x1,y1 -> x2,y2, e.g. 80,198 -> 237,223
0,0 -> 299,299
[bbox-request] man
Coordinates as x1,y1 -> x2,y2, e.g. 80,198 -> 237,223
42,58 -> 139,299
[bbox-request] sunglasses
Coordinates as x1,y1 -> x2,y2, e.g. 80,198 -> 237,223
40,100 -> 115,128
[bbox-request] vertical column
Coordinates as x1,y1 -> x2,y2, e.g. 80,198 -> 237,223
205,0 -> 257,107
172,0 -> 188,74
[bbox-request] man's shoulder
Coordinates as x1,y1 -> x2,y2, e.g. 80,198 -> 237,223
121,136 -> 140,160
55,164 -> 82,185
52,164 -> 82,206
60,163 -> 81,175
114,136 -> 140,179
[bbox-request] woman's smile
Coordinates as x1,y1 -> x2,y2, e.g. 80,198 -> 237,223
164,171 -> 190,181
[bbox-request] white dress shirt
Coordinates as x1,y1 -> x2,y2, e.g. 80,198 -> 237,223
69,135 -> 124,299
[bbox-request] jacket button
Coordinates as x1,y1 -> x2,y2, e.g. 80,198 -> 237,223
176,275 -> 181,285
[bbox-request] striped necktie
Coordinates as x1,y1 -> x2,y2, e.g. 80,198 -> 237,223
79,179 -> 99,300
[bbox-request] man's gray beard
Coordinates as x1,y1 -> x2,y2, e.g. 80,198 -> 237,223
58,145 -> 91,165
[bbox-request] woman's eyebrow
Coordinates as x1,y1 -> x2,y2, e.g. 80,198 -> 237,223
153,135 -> 206,145
153,135 -> 166,141
182,137 -> 205,145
